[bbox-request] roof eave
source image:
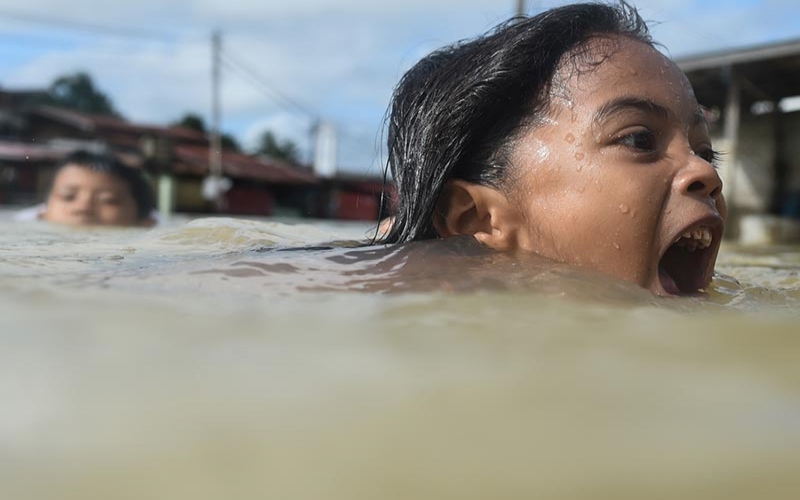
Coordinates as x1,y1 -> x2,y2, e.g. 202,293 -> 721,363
675,38 -> 800,72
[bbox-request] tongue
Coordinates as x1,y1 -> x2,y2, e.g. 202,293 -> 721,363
659,266 -> 681,295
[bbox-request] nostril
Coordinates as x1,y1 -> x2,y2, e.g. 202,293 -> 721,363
686,180 -> 722,199
687,180 -> 705,192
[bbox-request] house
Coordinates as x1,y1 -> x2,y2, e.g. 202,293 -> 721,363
0,90 -> 391,222
311,171 -> 393,221
676,38 -> 800,243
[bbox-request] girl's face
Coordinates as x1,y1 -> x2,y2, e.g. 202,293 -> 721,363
43,164 -> 141,227
507,36 -> 726,296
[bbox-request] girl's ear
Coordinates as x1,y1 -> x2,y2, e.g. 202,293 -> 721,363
433,179 -> 522,251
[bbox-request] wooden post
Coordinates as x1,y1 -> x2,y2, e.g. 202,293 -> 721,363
722,65 -> 741,239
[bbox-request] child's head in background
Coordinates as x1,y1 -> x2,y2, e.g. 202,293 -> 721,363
379,1 -> 726,296
42,150 -> 156,227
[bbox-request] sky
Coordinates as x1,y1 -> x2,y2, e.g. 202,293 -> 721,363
1,0 -> 799,176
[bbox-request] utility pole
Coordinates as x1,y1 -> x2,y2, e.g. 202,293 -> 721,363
206,30 -> 225,210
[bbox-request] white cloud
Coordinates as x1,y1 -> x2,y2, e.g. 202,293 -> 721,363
1,0 -> 799,173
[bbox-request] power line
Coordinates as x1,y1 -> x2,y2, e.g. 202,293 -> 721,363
219,48 -> 318,120
1,8 -> 330,161
0,7 -> 318,121
0,8 -> 178,42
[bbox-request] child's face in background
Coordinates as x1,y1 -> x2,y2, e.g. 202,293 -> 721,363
507,36 -> 726,296
43,164 -> 141,227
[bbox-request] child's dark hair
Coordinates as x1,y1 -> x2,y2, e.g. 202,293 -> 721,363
379,1 -> 653,244
53,150 -> 156,219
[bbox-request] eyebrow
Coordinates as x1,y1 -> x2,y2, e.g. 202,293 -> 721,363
55,185 -> 122,194
592,97 -> 705,127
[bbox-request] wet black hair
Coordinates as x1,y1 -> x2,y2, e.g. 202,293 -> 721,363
378,1 -> 652,244
52,150 -> 156,220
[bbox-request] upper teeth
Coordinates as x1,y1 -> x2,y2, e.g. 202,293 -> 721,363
674,227 -> 712,252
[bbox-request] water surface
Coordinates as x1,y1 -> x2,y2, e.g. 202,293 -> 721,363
1,214 -> 799,499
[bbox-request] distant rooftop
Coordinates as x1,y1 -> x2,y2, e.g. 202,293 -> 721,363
675,37 -> 800,72
675,37 -> 800,109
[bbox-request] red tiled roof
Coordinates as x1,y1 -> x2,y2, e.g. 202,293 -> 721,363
0,89 -> 49,107
173,144 -> 318,184
6,105 -> 320,184
0,140 -> 81,162
30,105 -> 208,143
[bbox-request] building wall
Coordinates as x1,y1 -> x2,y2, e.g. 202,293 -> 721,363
225,183 -> 274,216
711,110 -> 800,215
713,112 -> 775,213
709,109 -> 800,242
174,177 -> 208,212
780,111 -> 800,216
335,190 -> 380,220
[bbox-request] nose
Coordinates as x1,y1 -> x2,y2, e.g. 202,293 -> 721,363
675,155 -> 723,201
71,194 -> 94,214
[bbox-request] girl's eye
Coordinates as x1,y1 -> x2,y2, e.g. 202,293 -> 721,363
98,197 -> 121,206
617,130 -> 657,152
696,148 -> 722,168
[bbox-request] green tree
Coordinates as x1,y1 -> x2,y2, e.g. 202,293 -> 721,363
44,72 -> 118,116
173,112 -> 241,152
255,130 -> 300,163
220,134 -> 240,152
174,113 -> 206,133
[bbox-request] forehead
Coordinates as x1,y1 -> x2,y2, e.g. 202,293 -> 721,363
552,36 -> 697,116
53,164 -> 127,190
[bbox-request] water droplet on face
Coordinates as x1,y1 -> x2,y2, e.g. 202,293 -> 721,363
570,112 -> 578,123
613,242 -> 620,250
577,185 -> 585,194
565,133 -> 575,143
619,204 -> 630,214
574,152 -> 584,161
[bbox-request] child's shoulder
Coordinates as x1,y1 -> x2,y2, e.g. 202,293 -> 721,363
13,204 -> 45,222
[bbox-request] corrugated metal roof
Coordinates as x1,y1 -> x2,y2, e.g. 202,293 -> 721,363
676,38 -> 800,109
675,38 -> 800,72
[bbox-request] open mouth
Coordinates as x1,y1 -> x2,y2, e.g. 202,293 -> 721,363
658,225 -> 716,296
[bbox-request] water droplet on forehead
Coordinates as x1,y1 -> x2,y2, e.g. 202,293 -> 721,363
565,133 -> 575,143
619,204 -> 630,214
574,152 -> 584,161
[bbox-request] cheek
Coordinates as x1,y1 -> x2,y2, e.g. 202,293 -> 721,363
45,199 -> 72,216
99,205 -> 130,219
100,200 -> 139,223
564,177 -> 664,246
717,194 -> 728,221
